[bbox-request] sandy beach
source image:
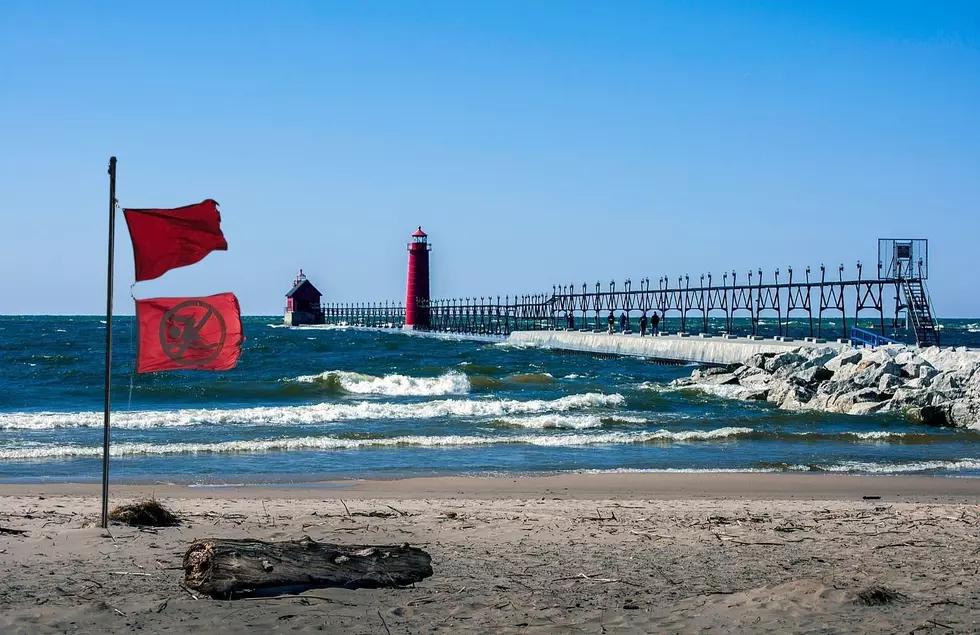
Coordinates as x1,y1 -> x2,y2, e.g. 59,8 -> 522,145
0,473 -> 978,633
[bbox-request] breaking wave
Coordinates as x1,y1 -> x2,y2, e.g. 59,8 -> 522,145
0,426 -> 757,459
289,370 -> 471,396
0,393 -> 626,431
793,459 -> 980,473
494,414 -> 650,429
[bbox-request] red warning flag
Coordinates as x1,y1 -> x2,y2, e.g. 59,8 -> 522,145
124,200 -> 228,282
135,292 -> 243,373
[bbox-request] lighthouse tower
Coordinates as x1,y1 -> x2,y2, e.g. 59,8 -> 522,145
404,226 -> 431,330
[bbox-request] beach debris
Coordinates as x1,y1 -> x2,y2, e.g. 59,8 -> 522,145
109,499 -> 180,527
0,526 -> 28,536
856,585 -> 907,606
182,537 -> 434,598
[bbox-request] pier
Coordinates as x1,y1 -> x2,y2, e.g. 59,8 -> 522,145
505,331 -> 845,366
292,235 -> 940,363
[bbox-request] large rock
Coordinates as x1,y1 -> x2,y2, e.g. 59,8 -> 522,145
766,379 -> 795,407
778,384 -> 815,411
848,401 -> 887,416
946,398 -> 980,428
850,361 -> 901,389
826,388 -> 884,413
929,372 -> 962,394
877,373 -> 902,393
700,372 -> 740,386
746,353 -> 776,370
825,349 -> 862,373
791,365 -> 834,387
894,350 -> 920,366
739,369 -> 772,388
739,389 -> 770,401
907,405 -> 951,427
764,352 -> 806,375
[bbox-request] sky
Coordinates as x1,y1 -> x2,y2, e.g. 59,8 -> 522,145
1,1 -> 978,316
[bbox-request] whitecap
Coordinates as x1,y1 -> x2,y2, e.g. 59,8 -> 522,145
290,370 -> 471,397
0,393 -> 626,430
0,426 -> 757,459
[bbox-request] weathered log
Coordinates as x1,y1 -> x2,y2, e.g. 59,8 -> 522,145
182,537 -> 433,598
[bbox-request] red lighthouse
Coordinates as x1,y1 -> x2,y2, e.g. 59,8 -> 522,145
404,226 -> 431,329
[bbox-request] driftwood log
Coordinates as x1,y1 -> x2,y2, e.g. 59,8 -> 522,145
183,537 -> 433,598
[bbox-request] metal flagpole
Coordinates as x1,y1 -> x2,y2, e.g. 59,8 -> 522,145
101,156 -> 117,529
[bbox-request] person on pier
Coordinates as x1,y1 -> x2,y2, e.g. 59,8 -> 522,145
619,312 -> 628,333
607,312 -> 615,334
651,311 -> 661,334
639,313 -> 648,336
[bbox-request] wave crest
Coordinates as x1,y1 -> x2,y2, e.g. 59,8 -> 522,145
0,393 -> 626,431
0,426 -> 755,459
290,370 -> 470,396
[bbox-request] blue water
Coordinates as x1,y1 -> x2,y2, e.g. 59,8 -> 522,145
2,316 -> 980,484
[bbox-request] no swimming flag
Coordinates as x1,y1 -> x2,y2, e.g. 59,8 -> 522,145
123,199 -> 228,282
135,292 -> 243,373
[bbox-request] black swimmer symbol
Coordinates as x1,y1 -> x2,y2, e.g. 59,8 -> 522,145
159,300 -> 227,366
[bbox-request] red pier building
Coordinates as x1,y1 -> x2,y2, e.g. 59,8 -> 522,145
404,227 -> 431,330
283,269 -> 324,326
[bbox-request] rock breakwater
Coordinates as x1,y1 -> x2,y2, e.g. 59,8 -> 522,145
672,345 -> 980,428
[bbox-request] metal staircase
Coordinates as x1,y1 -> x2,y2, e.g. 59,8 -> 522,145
902,278 -> 940,347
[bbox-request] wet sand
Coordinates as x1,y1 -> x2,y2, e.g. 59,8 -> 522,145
1,473 -> 978,633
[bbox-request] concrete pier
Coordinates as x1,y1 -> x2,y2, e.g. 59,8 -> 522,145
506,330 -> 847,366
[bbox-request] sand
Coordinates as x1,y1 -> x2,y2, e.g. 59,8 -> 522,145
1,473 -> 978,634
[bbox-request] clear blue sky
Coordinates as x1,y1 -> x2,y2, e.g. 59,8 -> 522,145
2,1 -> 978,316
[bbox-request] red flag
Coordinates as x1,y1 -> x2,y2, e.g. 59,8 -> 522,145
124,200 -> 227,282
135,292 -> 243,373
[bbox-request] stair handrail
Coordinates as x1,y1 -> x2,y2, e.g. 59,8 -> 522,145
920,276 -> 941,344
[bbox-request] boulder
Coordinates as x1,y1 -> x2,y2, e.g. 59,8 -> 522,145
888,387 -> 931,409
929,372 -> 961,394
739,370 -> 772,389
802,346 -> 839,361
734,365 -> 764,379
791,365 -> 834,387
766,379 -> 795,406
877,373 -> 902,393
670,377 -> 695,387
701,372 -> 740,386
850,361 -> 901,389
798,350 -> 838,372
746,353 -> 775,370
764,352 -> 806,374
894,350 -> 919,366
826,388 -> 883,413
825,349 -> 862,373
919,365 -> 939,381
946,398 -> 980,428
778,384 -> 815,411
739,389 -> 770,401
859,349 -> 893,367
907,405 -> 951,427
848,401 -> 887,416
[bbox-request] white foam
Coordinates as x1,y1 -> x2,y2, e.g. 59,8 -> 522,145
848,431 -> 907,440
0,426 -> 756,459
0,393 -> 626,431
290,370 -> 471,396
803,459 -> 980,473
495,413 -> 651,429
580,467 -> 781,474
495,415 -> 605,429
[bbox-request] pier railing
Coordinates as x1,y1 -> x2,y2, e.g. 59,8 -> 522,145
321,259 -> 936,345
